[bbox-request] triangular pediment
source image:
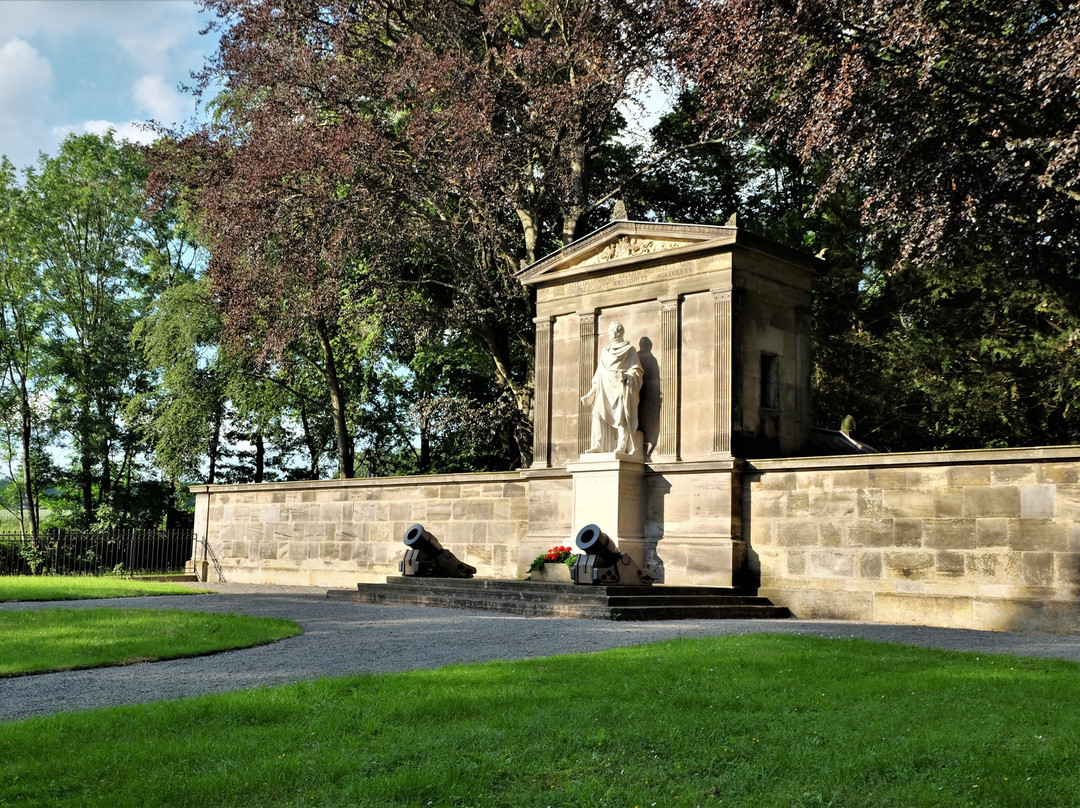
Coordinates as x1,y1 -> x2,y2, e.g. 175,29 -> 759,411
517,221 -> 738,287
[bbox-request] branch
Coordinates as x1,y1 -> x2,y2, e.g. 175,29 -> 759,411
582,138 -> 729,218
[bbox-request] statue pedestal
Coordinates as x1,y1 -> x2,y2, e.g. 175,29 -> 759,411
566,452 -> 646,569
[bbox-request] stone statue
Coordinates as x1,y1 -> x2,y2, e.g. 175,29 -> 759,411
581,322 -> 643,454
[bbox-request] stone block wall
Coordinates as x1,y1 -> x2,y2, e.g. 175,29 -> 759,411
192,472 -> 529,588
746,447 -> 1080,632
192,446 -> 1080,633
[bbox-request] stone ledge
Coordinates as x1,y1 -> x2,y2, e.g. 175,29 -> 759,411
747,445 -> 1080,474
191,470 -> 526,494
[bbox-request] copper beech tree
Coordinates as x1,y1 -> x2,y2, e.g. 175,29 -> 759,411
666,0 -> 1080,268
148,0 -> 667,475
666,0 -> 1080,448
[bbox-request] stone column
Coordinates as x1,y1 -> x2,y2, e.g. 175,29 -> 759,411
658,294 -> 681,460
712,288 -> 733,455
577,309 -> 597,456
531,315 -> 554,468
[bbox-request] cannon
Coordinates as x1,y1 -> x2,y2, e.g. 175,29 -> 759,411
399,524 -> 476,578
570,524 -> 654,585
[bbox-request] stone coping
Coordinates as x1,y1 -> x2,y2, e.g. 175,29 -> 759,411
189,470 -> 525,494
521,458 -> 743,479
191,445 -> 1080,494
746,444 -> 1080,473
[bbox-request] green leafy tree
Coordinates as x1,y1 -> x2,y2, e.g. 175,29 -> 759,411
131,276 -> 229,485
0,158 -> 53,535
23,132 -> 155,526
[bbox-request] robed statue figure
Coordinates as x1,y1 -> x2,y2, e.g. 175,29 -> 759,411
581,322 -> 643,454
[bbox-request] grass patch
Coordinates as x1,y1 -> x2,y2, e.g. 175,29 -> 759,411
1,634 -> 1078,807
0,575 -> 209,601
0,608 -> 302,676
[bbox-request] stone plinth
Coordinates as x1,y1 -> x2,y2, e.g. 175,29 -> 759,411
567,452 -> 646,567
656,536 -> 748,587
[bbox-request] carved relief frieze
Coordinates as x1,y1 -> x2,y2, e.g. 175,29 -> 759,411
580,237 -> 662,266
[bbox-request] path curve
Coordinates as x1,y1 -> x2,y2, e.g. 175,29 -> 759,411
3,582 -> 1079,722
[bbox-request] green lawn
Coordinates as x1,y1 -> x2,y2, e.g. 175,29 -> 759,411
0,575 -> 209,601
0,608 -> 302,676
1,634 -> 1078,807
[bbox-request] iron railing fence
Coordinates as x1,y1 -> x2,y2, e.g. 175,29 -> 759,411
0,529 -> 197,577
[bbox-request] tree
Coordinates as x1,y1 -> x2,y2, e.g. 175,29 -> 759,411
666,0 -> 1080,266
131,277 -> 229,484
23,132 -> 155,526
666,0 -> 1080,449
150,0 -> 670,471
0,158 -> 51,535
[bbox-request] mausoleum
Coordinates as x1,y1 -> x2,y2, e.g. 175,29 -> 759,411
192,219 -> 1080,633
517,220 -> 817,587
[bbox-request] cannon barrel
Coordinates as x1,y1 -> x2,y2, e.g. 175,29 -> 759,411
403,523 -> 443,554
400,524 -> 475,578
575,524 -> 620,563
571,523 -> 654,585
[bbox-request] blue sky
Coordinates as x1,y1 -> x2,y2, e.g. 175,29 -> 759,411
0,0 -> 217,171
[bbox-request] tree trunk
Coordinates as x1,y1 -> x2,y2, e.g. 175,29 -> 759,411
516,206 -> 540,268
298,404 -> 320,479
17,375 -> 39,538
314,317 -> 354,478
560,123 -> 588,246
207,407 -> 222,485
79,401 -> 94,526
80,449 -> 94,525
474,318 -> 533,468
253,430 -> 265,483
100,434 -> 112,501
419,412 -> 431,474
164,478 -> 182,531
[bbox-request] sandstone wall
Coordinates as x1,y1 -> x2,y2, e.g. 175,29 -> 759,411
192,472 -> 528,588
192,446 -> 1080,633
745,447 -> 1080,632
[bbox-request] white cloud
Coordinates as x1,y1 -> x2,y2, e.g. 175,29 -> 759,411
0,37 -> 53,104
1,2 -> 210,74
118,29 -> 190,75
51,119 -> 158,147
0,37 -> 54,165
0,2 -> 212,166
132,73 -> 185,125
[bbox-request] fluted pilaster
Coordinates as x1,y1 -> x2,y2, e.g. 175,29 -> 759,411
577,310 -> 597,455
531,315 -> 554,468
658,294 -> 680,459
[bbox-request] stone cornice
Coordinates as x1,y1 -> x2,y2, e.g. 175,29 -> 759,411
745,445 -> 1080,473
517,221 -> 823,288
189,470 -> 525,494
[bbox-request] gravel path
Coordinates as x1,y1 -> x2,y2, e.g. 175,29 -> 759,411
4,582 -> 1080,723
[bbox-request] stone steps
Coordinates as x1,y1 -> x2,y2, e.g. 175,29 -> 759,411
326,578 -> 791,621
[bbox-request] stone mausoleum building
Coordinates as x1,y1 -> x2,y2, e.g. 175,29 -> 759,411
193,220 -> 1080,634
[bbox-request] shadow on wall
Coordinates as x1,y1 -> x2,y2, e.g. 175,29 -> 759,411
741,472 -> 763,591
645,471 -> 669,583
637,336 -> 660,457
